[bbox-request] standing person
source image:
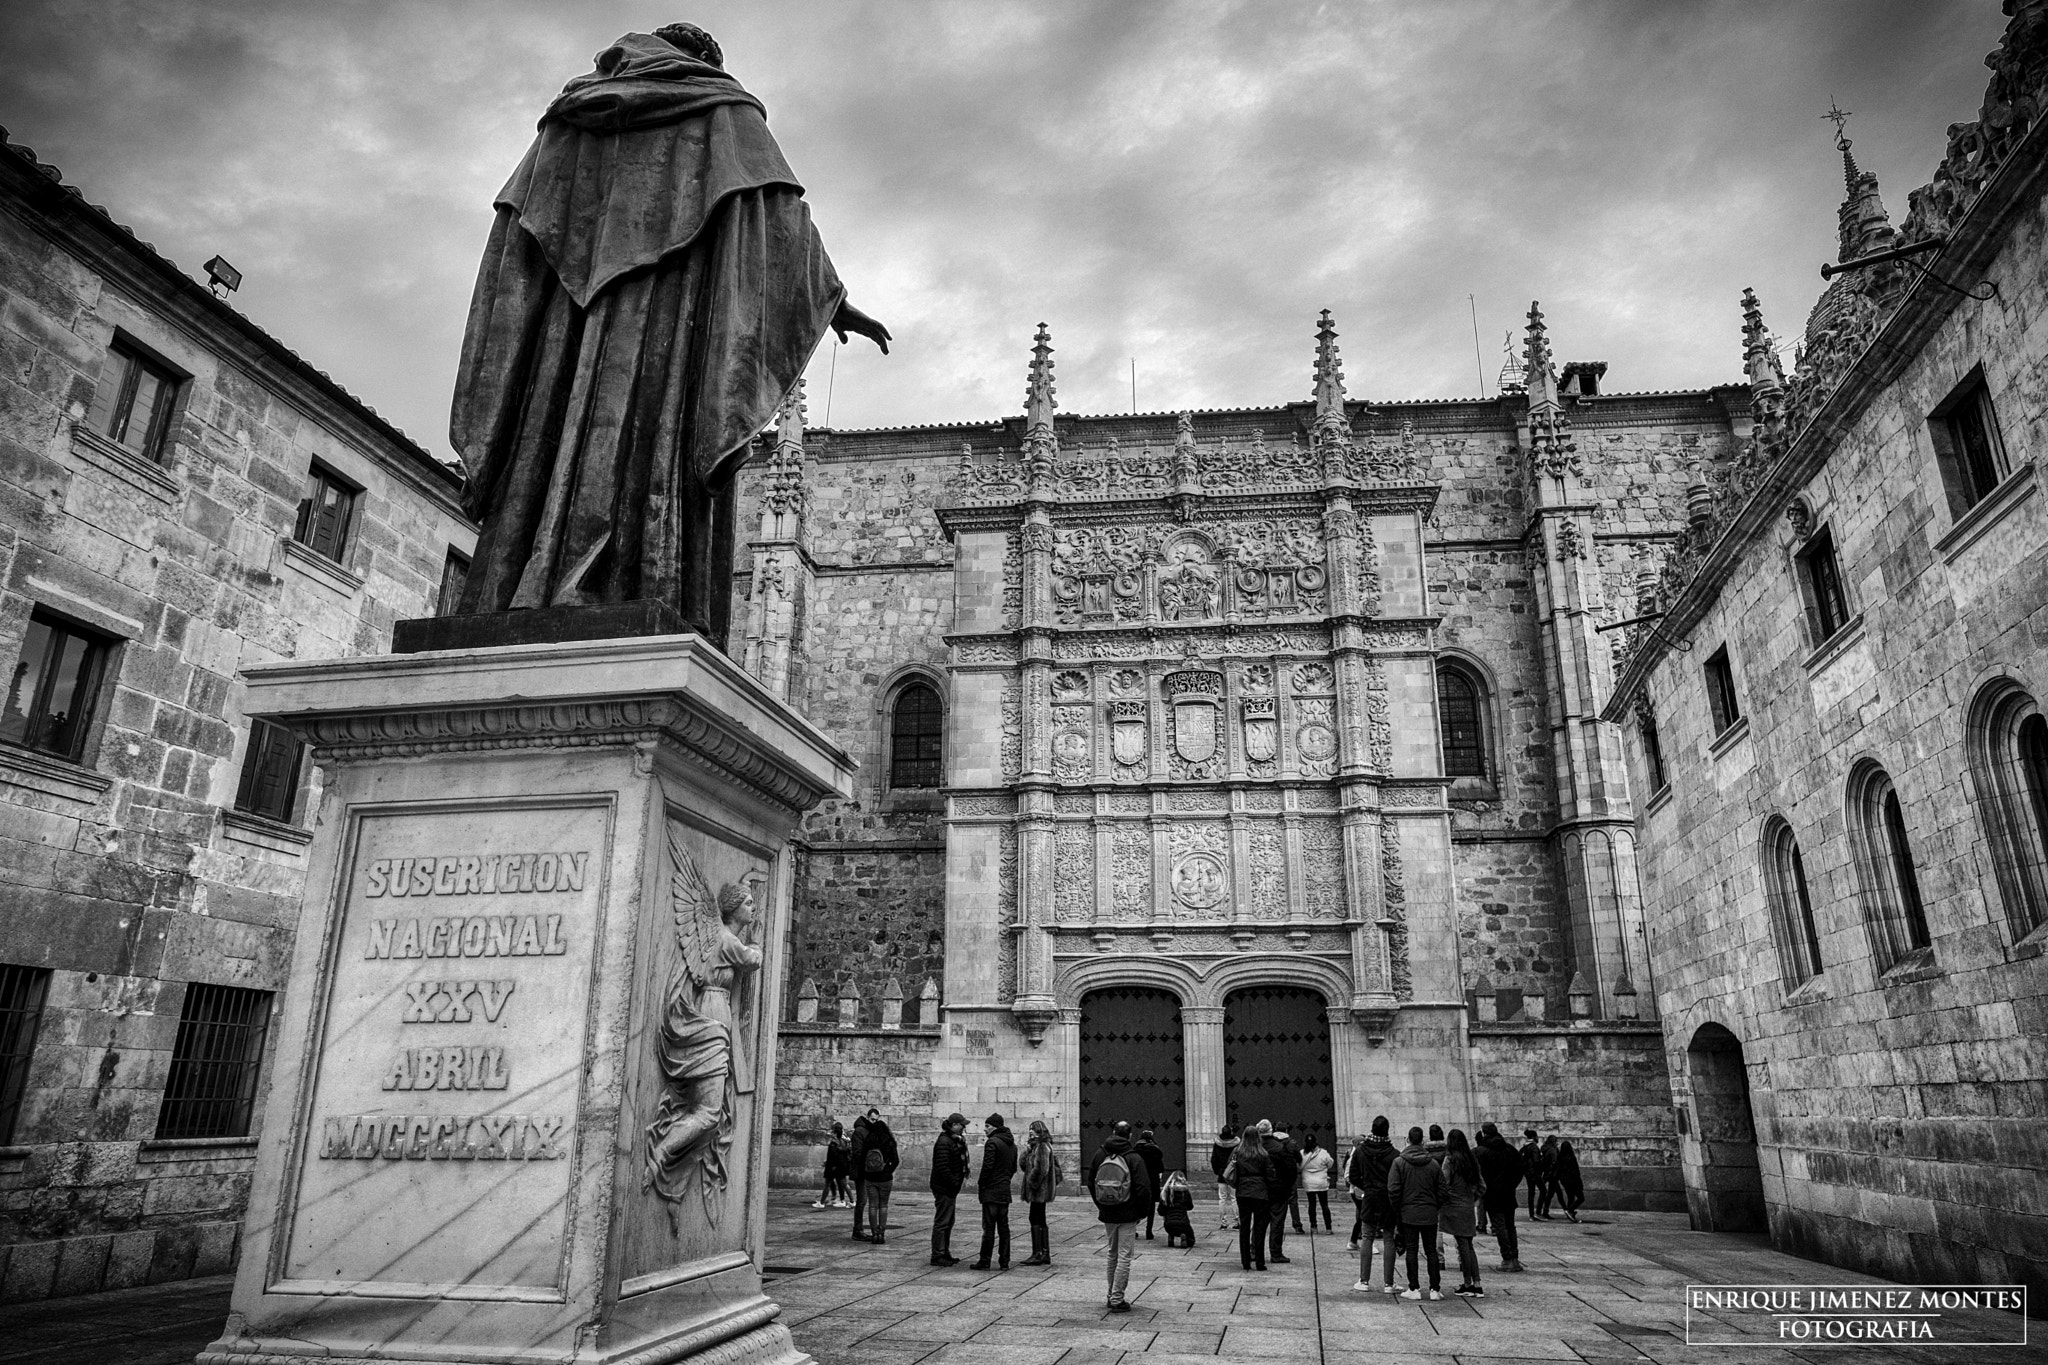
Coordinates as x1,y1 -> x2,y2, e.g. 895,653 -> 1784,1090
1019,1119 -> 1064,1265
1520,1128 -> 1544,1218
860,1112 -> 900,1244
1475,1121 -> 1526,1272
1224,1124 -> 1275,1271
1259,1121 -> 1301,1264
1211,1124 -> 1240,1230
1299,1135 -> 1335,1233
816,1121 -> 847,1209
1132,1130 -> 1166,1240
972,1113 -> 1018,1270
1388,1125 -> 1447,1301
848,1115 -> 871,1239
1440,1128 -> 1487,1298
1554,1137 -> 1585,1223
1086,1120 -> 1155,1312
1535,1135 -> 1561,1219
1344,1132 -> 1368,1250
1349,1116 -> 1399,1293
929,1112 -> 970,1266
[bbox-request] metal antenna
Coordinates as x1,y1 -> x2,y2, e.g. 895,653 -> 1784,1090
825,338 -> 838,427
1468,294 -> 1487,399
1130,358 -> 1137,413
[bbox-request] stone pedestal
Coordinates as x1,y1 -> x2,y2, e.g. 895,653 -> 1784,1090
202,636 -> 852,1365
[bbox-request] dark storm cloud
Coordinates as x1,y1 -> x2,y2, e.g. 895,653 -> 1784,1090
0,0 -> 2001,454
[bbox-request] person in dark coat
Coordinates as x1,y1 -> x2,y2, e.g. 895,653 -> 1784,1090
817,1120 -> 849,1208
1259,1122 -> 1301,1263
1211,1124 -> 1240,1230
860,1115 -> 900,1244
1521,1128 -> 1545,1217
1534,1134 -> 1561,1219
1132,1130 -> 1166,1239
1224,1125 -> 1276,1271
1347,1115 -> 1399,1292
1086,1120 -> 1155,1311
972,1113 -> 1018,1269
929,1112 -> 970,1265
848,1115 -> 871,1239
1439,1128 -> 1488,1297
1475,1122 -> 1526,1272
1553,1138 -> 1585,1222
1019,1119 -> 1064,1265
1387,1125 -> 1446,1299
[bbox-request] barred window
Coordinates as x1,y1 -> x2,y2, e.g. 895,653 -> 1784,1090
85,340 -> 181,463
1437,665 -> 1487,779
889,681 -> 943,789
1,610 -> 115,765
156,983 -> 272,1141
234,719 -> 304,825
292,463 -> 359,564
0,964 -> 52,1145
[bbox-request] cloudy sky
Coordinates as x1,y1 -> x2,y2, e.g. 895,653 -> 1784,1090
0,1 -> 2002,457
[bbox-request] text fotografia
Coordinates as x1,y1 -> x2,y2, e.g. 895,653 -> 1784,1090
1686,1284 -> 2029,1346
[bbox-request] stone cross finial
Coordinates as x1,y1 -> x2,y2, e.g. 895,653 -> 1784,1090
1023,323 -> 1057,428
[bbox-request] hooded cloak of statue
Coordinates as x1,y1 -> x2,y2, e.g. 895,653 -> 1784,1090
450,32 -> 844,634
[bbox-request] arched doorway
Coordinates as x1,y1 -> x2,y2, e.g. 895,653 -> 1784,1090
1223,986 -> 1335,1147
1687,1022 -> 1766,1232
1078,988 -> 1186,1168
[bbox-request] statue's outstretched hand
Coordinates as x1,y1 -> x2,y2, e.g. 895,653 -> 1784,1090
832,299 -> 891,354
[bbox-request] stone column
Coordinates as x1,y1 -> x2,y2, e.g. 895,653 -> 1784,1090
1180,1005 -> 1228,1170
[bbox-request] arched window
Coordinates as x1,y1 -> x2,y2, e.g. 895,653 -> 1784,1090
889,681 -> 943,789
1848,763 -> 1931,971
1762,817 -> 1823,987
1437,663 -> 1487,780
1969,681 -> 2048,940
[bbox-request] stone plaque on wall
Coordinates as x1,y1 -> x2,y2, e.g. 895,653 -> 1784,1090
282,797 -> 612,1295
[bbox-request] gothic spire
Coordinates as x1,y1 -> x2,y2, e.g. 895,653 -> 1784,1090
1311,309 -> 1349,449
1523,302 -> 1577,477
763,377 -> 808,526
1829,112 -> 1897,263
1022,323 -> 1058,486
1740,288 -> 1785,398
1522,302 -> 1560,409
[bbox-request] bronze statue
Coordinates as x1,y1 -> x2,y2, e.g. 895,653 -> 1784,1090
451,23 -> 888,636
645,821 -> 763,1221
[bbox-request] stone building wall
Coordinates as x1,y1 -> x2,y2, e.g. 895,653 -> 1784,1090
0,136 -> 473,1301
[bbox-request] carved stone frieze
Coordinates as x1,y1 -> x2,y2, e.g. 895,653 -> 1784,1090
999,678 -> 1021,781
1248,822 -> 1287,920
953,793 -> 1016,818
1053,792 -> 1093,814
1300,819 -> 1345,917
1053,824 -> 1095,922
1166,822 -> 1231,917
1164,789 -> 1229,813
1105,791 -> 1150,814
1110,824 -> 1152,919
1241,789 -> 1283,812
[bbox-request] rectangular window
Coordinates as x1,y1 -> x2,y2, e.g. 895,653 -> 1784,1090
1640,710 -> 1668,793
1796,527 -> 1851,642
1704,646 -> 1741,735
0,964 -> 52,1145
233,719 -> 304,825
436,549 -> 471,617
156,983 -> 272,1141
85,341 -> 181,463
1929,370 -> 2009,518
1,611 -> 115,764
292,463 -> 359,564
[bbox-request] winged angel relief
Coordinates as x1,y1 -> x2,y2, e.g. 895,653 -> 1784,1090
645,822 -> 763,1224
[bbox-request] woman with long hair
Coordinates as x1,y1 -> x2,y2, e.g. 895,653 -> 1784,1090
1019,1119 -> 1065,1265
1298,1134 -> 1335,1232
1439,1128 -> 1488,1297
1225,1125 -> 1277,1271
1554,1137 -> 1585,1223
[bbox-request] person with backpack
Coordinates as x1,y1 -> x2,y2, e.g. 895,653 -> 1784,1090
1388,1124 -> 1447,1300
860,1113 -> 900,1244
1086,1119 -> 1154,1311
1132,1129 -> 1166,1239
1348,1115 -> 1400,1293
971,1113 -> 1018,1270
1475,1121 -> 1525,1272
1223,1124 -> 1276,1271
1299,1134 -> 1335,1233
848,1115 -> 871,1239
1019,1119 -> 1063,1266
1210,1123 -> 1239,1230
929,1112 -> 970,1266
1440,1128 -> 1488,1298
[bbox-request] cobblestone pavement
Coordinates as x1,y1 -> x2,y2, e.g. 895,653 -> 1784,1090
0,1192 -> 2036,1365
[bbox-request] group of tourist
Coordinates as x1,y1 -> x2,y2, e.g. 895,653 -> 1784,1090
812,1108 -> 1585,1311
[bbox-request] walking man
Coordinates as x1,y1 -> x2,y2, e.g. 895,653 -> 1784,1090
1388,1125 -> 1446,1301
972,1113 -> 1018,1270
1086,1119 -> 1155,1312
1475,1121 -> 1525,1272
1259,1121 -> 1301,1264
1519,1127 -> 1543,1218
930,1112 -> 970,1266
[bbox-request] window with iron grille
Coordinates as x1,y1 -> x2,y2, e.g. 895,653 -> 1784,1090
1,610 -> 116,764
1436,665 -> 1487,779
1796,527 -> 1851,643
85,340 -> 181,464
889,682 -> 943,788
234,718 -> 304,825
1929,369 -> 2010,518
156,983 -> 272,1141
436,548 -> 471,616
0,964 -> 51,1145
292,463 -> 359,564
1704,646 -> 1742,735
